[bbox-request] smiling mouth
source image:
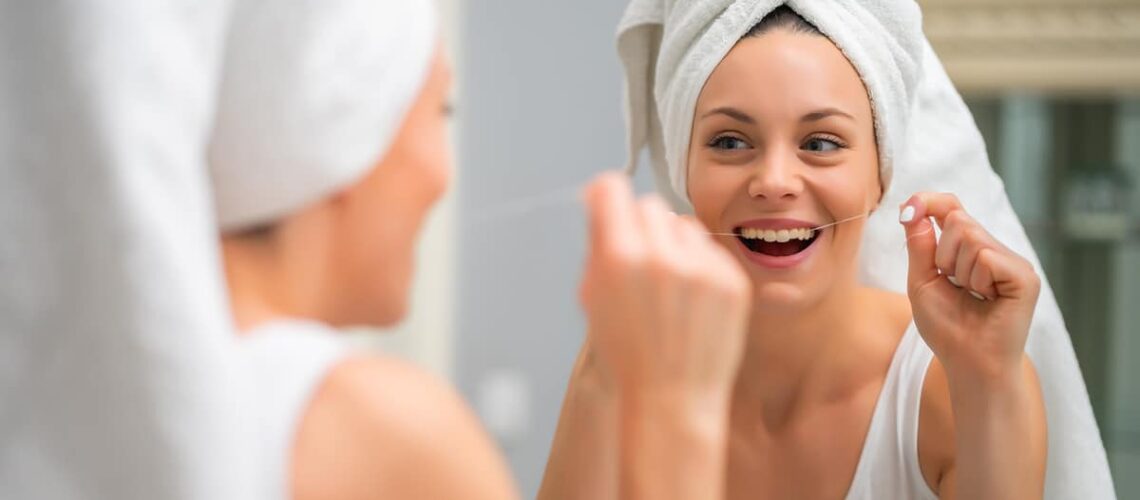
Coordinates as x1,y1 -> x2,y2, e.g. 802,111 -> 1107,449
734,227 -> 820,257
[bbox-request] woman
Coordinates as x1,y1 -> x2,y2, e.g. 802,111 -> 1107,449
541,3 -> 1106,498
210,0 -> 752,498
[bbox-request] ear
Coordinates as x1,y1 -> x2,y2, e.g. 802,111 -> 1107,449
870,182 -> 885,213
872,164 -> 888,211
328,190 -> 351,208
327,169 -> 374,212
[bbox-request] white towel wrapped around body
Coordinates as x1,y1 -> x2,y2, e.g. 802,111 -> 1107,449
617,1 -> 1115,497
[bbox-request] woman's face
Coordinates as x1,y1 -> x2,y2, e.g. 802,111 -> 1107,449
328,47 -> 453,327
687,30 -> 880,314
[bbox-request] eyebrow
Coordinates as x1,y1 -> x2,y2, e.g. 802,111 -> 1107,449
802,108 -> 855,123
700,106 -> 855,125
700,107 -> 756,124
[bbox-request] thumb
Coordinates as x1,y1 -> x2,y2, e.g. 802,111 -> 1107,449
899,196 -> 940,292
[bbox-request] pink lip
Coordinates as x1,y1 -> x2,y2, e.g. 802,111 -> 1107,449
731,218 -> 824,270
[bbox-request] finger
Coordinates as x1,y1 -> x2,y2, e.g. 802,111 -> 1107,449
954,223 -> 1003,295
954,239 -> 980,292
911,192 -> 965,228
584,172 -> 640,258
637,195 -> 674,259
674,214 -> 707,248
935,210 -> 969,281
677,215 -> 748,298
676,215 -> 732,261
899,195 -> 941,291
967,250 -> 997,300
945,214 -> 1007,297
976,248 -> 1038,301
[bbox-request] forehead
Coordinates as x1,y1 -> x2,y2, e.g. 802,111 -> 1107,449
697,31 -> 872,120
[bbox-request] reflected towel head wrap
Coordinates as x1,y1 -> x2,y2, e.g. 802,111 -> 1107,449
209,0 -> 438,231
617,0 -> 1115,497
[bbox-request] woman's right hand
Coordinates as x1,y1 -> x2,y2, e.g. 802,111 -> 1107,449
580,171 -> 752,416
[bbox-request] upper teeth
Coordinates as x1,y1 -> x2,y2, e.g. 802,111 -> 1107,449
739,227 -> 816,242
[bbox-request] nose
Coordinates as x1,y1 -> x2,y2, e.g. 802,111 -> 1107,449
747,146 -> 803,201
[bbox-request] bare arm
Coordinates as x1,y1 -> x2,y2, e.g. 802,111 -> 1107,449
540,340 -> 734,500
902,192 -> 1048,499
941,356 -> 1047,499
541,174 -> 750,500
618,384 -> 732,499
538,342 -> 619,500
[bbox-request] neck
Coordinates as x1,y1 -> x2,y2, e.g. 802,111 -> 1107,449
221,236 -> 306,333
731,276 -> 870,430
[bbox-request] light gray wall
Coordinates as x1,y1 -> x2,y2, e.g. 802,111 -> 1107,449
454,1 -> 649,496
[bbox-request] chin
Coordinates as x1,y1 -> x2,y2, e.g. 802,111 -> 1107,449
368,282 -> 412,327
347,252 -> 414,327
372,303 -> 408,328
336,277 -> 411,328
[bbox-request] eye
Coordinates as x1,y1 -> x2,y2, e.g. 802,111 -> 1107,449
801,135 -> 844,153
708,135 -> 751,151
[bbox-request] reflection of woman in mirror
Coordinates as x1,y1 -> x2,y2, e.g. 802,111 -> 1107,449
542,6 -> 1052,499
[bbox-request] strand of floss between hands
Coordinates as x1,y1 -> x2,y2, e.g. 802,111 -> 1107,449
468,180 -> 881,234
468,180 -> 964,294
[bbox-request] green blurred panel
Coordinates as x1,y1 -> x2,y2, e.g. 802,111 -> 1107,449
964,95 -> 1140,494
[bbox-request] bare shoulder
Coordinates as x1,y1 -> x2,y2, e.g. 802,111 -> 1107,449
858,288 -> 913,343
291,354 -> 519,500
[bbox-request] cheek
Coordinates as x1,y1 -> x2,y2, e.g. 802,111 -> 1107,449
686,157 -> 741,228
859,150 -> 882,207
345,157 -> 442,281
813,153 -> 880,214
807,162 -> 877,266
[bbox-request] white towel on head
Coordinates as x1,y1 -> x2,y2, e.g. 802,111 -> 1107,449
209,0 -> 438,231
617,1 -> 1115,498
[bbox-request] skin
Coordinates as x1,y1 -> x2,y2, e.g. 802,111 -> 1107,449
541,29 -> 1046,500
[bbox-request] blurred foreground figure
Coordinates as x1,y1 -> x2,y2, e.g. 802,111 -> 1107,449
0,1 -> 260,499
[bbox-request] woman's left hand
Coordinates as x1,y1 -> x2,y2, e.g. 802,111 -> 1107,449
900,192 -> 1042,378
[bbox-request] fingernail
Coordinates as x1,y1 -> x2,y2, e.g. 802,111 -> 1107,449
969,290 -> 987,301
947,275 -> 961,287
899,205 -> 916,224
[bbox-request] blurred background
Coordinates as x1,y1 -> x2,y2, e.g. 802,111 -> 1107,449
365,0 -> 1140,497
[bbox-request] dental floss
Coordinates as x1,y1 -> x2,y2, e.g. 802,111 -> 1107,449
468,184 -> 584,225
469,181 -> 873,235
